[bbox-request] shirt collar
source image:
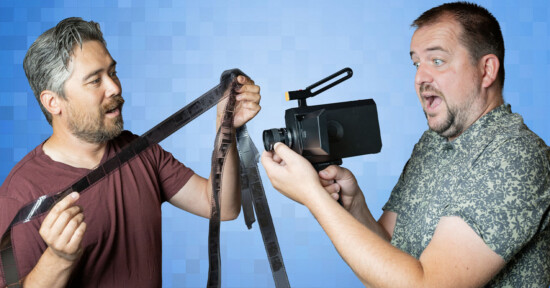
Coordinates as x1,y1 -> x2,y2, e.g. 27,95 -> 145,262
425,103 -> 513,155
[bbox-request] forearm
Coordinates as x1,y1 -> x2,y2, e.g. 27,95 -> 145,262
23,248 -> 78,288
218,141 -> 241,220
211,110 -> 242,220
348,194 -> 391,241
307,191 -> 425,288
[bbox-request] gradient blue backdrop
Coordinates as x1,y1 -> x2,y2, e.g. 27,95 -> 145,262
1,0 -> 548,287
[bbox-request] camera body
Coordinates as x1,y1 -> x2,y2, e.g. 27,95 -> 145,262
263,68 -> 382,170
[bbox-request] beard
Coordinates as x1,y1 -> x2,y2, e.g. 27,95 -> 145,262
66,95 -> 125,143
420,82 -> 481,139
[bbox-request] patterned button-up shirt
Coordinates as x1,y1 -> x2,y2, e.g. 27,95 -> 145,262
384,104 -> 550,287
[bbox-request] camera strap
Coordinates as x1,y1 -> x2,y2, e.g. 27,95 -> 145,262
0,69 -> 289,288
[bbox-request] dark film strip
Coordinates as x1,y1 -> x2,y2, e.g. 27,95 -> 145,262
236,126 -> 290,288
207,80 -> 238,288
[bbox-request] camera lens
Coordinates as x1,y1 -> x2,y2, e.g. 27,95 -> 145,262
263,128 -> 290,151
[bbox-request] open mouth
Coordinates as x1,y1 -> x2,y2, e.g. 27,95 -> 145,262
104,104 -> 122,116
423,94 -> 442,111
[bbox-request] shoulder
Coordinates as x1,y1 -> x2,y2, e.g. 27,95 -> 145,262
477,114 -> 549,174
0,145 -> 43,201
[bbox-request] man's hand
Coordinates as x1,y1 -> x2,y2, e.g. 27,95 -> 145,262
261,143 -> 325,205
318,165 -> 365,211
217,75 -> 261,128
39,192 -> 87,263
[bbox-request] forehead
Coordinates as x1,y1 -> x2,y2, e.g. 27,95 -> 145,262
410,18 -> 463,56
68,41 -> 113,73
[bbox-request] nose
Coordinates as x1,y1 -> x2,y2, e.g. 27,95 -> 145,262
414,62 -> 433,87
104,75 -> 121,98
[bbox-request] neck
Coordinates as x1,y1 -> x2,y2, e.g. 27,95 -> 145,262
447,89 -> 503,142
43,126 -> 108,170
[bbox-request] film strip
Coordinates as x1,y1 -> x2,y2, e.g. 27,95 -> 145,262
0,69 -> 290,288
236,125 -> 290,288
206,78 -> 237,287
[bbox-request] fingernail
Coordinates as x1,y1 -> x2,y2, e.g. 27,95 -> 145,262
320,171 -> 328,176
71,192 -> 79,199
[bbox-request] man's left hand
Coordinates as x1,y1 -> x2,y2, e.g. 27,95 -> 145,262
217,75 -> 261,128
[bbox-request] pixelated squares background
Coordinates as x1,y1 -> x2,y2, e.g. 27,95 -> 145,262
1,0 -> 549,287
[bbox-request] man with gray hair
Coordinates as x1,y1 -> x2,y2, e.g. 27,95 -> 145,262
262,2 -> 550,287
0,17 -> 261,287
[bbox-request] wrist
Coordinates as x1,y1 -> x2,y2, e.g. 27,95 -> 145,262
348,193 -> 368,216
307,184 -> 336,211
44,247 -> 80,268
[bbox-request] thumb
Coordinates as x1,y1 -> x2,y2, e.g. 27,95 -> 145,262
272,142 -> 300,163
320,165 -> 354,182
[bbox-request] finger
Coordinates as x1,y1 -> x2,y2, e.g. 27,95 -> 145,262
273,153 -> 282,163
56,213 -> 85,248
261,150 -> 288,177
236,84 -> 260,94
323,183 -> 341,195
43,206 -> 83,240
236,92 -> 261,105
319,165 -> 353,182
272,142 -> 302,164
66,222 -> 87,255
260,150 -> 278,170
237,101 -> 261,112
237,75 -> 255,85
42,192 -> 80,229
320,178 -> 335,187
330,193 -> 340,201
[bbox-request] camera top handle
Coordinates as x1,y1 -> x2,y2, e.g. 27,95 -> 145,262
286,67 -> 353,107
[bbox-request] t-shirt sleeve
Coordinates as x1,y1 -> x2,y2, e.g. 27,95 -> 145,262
149,144 -> 195,202
383,159 -> 410,214
0,196 -> 19,287
0,190 -> 45,286
383,134 -> 430,215
443,136 -> 550,262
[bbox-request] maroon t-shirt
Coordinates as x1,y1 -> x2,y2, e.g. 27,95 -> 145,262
0,131 -> 194,287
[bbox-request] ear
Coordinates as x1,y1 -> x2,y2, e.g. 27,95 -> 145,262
40,90 -> 63,116
479,54 -> 500,88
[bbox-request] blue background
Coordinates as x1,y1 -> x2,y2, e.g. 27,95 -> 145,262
1,0 -> 548,287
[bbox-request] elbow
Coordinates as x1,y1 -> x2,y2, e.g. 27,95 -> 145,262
220,205 -> 241,221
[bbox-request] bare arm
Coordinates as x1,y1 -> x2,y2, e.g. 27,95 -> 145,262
262,143 -> 505,287
22,192 -> 87,288
169,76 -> 261,221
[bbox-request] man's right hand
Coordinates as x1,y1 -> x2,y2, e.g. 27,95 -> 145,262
39,192 -> 87,262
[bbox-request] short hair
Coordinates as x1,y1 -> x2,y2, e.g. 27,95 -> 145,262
23,17 -> 106,125
412,2 -> 505,90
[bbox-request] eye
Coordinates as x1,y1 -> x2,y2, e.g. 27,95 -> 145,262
412,62 -> 420,69
433,58 -> 444,66
109,71 -> 118,78
90,78 -> 101,85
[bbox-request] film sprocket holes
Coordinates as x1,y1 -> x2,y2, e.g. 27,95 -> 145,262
263,67 -> 382,170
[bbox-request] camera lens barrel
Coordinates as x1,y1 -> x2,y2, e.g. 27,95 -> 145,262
263,128 -> 291,151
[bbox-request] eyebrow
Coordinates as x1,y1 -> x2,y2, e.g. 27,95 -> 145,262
410,46 -> 448,59
82,60 -> 117,82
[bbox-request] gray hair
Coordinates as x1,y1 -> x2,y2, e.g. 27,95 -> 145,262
23,17 -> 106,125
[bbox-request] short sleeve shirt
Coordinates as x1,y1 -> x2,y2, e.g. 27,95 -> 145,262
383,104 -> 550,287
0,131 -> 194,287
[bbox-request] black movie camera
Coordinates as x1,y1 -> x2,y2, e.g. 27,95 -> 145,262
263,67 -> 382,171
